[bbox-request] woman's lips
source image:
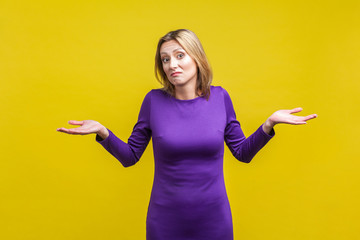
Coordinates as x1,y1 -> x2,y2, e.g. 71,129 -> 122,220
171,72 -> 181,76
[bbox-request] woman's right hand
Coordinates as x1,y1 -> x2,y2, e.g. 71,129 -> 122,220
57,120 -> 109,139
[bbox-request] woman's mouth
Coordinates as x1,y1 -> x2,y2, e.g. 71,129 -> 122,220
171,72 -> 181,77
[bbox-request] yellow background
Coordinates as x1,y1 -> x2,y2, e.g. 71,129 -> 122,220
1,0 -> 359,239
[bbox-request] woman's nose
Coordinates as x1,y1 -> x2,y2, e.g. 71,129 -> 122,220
169,58 -> 178,69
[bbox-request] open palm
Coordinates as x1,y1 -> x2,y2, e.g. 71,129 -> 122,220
269,107 -> 317,125
56,120 -> 103,135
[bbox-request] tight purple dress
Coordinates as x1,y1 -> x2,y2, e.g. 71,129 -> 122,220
96,86 -> 275,240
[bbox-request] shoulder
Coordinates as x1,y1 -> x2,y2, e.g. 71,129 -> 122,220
142,88 -> 163,97
142,88 -> 170,104
149,88 -> 167,95
210,85 -> 231,99
146,88 -> 169,99
210,86 -> 235,112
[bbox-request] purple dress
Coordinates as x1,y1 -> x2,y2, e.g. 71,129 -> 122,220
96,86 -> 275,240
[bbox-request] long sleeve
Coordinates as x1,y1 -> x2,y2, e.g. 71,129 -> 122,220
95,91 -> 152,167
223,88 -> 275,163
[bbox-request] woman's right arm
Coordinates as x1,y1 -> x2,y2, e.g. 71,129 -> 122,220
57,119 -> 151,167
56,91 -> 152,167
57,120 -> 109,139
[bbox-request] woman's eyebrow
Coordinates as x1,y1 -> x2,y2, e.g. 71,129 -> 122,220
160,48 -> 184,54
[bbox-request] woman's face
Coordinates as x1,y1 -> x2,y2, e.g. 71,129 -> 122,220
160,40 -> 198,89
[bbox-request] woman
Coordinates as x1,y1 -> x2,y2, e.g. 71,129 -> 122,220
57,29 -> 317,240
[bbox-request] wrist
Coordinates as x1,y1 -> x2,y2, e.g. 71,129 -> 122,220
262,118 -> 275,135
97,126 -> 109,140
265,118 -> 276,129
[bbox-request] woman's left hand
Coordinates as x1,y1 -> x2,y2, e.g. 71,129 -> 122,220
263,107 -> 317,134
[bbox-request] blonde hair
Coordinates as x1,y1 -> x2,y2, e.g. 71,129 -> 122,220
155,29 -> 213,99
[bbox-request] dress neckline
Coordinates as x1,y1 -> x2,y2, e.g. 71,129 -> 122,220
160,86 -> 213,102
172,95 -> 203,102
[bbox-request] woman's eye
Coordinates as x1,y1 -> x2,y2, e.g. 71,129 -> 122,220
177,53 -> 184,58
162,58 -> 169,63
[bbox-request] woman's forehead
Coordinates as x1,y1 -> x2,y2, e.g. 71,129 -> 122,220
160,40 -> 184,54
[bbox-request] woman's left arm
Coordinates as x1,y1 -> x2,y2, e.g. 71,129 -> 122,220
262,107 -> 318,134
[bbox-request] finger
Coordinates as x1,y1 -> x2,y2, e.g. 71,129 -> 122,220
289,107 -> 303,114
57,127 -> 76,132
291,114 -> 318,123
57,128 -> 85,135
56,128 -> 71,133
68,120 -> 84,125
66,129 -> 86,134
291,115 -> 310,122
287,121 -> 307,125
303,114 -> 318,121
57,128 -> 78,133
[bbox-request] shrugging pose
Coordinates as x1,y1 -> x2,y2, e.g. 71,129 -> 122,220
57,29 -> 317,240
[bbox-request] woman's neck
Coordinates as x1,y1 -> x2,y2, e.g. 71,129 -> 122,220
174,85 -> 199,100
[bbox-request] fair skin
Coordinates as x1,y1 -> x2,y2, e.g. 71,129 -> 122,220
57,40 -> 317,138
160,40 -> 199,100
